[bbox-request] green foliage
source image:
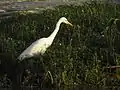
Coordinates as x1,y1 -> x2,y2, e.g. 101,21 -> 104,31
1,1 -> 120,87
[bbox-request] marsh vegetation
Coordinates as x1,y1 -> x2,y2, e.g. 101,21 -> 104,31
0,1 -> 120,89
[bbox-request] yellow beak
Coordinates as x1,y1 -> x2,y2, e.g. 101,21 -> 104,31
67,21 -> 73,26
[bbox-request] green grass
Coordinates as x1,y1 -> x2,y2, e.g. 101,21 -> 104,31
1,1 -> 120,88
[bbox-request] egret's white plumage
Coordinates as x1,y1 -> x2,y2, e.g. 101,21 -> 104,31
18,17 -> 72,61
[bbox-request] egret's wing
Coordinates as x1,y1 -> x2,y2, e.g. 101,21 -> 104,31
18,38 -> 47,60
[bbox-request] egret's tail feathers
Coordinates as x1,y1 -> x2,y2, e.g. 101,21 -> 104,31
17,56 -> 23,62
17,54 -> 26,61
17,54 -> 32,62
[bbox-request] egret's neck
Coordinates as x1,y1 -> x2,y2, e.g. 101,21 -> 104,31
48,20 -> 62,42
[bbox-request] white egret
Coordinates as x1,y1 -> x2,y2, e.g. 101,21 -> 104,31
18,17 -> 73,61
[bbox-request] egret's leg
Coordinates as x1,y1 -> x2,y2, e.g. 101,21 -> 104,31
40,55 -> 47,72
40,56 -> 44,67
36,55 -> 47,88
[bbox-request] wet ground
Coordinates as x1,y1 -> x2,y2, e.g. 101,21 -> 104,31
0,0 -> 94,18
0,0 -> 86,17
0,0 -> 120,15
1,0 -> 120,13
0,0 -> 87,12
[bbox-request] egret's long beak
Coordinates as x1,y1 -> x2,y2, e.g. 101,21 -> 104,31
67,21 -> 73,26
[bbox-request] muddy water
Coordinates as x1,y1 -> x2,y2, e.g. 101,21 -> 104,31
0,0 -> 90,17
0,0 -> 85,12
0,0 -> 119,14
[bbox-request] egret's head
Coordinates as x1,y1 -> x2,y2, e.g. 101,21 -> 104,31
60,17 -> 73,26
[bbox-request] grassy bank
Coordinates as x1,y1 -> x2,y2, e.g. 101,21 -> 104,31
0,1 -> 120,88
